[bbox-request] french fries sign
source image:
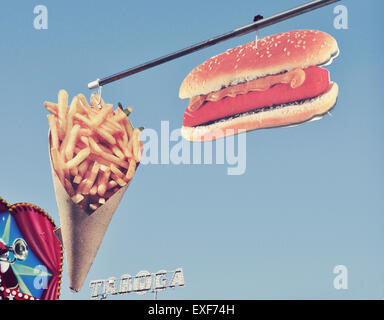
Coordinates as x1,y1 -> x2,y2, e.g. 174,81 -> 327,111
46,90 -> 142,214
45,90 -> 145,292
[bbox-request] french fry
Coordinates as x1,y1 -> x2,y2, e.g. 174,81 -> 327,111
76,179 -> 87,195
89,203 -> 99,211
70,166 -> 79,178
45,101 -> 58,116
106,114 -> 125,130
95,127 -> 116,145
77,93 -> 91,109
74,113 -> 92,128
48,115 -> 59,149
90,185 -> 98,196
110,164 -> 126,181
82,162 -> 100,195
60,98 -> 75,155
126,136 -> 134,159
71,194 -> 84,204
88,154 -> 112,167
96,141 -> 114,155
61,152 -> 70,179
112,108 -> 128,123
101,122 -> 124,136
76,161 -> 95,195
50,147 -> 65,183
58,90 -> 69,139
78,99 -> 122,134
117,134 -> 132,159
53,147 -> 70,181
107,180 -> 117,190
91,104 -> 113,127
125,118 -> 134,138
79,194 -> 90,208
78,160 -> 90,177
65,124 -> 81,161
73,175 -> 82,185
64,178 -> 76,197
88,137 -> 104,154
79,128 -> 92,137
111,173 -> 127,187
79,136 -> 89,147
111,145 -> 125,159
97,168 -> 111,197
132,128 -> 142,163
99,164 -> 109,172
89,139 -> 129,169
90,93 -> 105,109
101,152 -> 129,170
125,159 -> 136,181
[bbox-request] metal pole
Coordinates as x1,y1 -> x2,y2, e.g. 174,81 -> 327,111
88,0 -> 340,89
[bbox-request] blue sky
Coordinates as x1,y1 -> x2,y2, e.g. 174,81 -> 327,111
0,0 -> 383,299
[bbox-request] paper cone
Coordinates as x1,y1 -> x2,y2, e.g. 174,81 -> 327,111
51,167 -> 130,292
48,134 -> 131,292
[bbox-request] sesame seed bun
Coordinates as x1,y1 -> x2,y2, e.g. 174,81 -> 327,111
179,30 -> 339,99
181,82 -> 338,142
